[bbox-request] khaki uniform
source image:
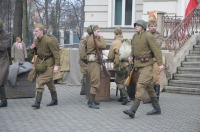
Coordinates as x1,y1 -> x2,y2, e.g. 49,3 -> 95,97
147,31 -> 163,85
35,35 -> 60,92
87,35 -> 106,94
132,31 -> 162,100
108,35 -> 129,89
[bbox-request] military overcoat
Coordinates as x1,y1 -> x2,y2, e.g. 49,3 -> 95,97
0,30 -> 10,85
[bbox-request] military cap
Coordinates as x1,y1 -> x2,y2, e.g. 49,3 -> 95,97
148,19 -> 157,27
134,19 -> 147,30
0,19 -> 3,30
114,27 -> 122,35
87,25 -> 99,35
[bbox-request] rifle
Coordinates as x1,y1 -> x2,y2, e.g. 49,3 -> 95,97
125,64 -> 134,87
92,30 -> 111,77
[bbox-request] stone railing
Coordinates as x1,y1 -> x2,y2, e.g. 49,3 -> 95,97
165,9 -> 200,54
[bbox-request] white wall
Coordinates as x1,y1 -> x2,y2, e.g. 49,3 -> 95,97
84,0 -> 108,28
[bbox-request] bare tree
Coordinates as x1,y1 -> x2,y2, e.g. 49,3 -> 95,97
13,0 -> 23,39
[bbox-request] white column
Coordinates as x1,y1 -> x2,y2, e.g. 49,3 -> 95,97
70,30 -> 73,45
59,29 -> 64,47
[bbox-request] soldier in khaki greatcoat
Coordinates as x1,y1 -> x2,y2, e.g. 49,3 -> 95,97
0,19 -> 10,107
86,25 -> 106,109
108,27 -> 129,105
143,20 -> 164,104
30,24 -> 60,109
123,19 -> 164,118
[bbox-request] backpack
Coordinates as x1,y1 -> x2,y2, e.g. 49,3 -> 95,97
79,38 -> 87,60
119,39 -> 132,60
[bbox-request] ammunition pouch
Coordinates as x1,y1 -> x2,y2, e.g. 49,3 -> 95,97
87,54 -> 96,62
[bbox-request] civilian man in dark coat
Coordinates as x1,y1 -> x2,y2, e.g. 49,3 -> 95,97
0,19 -> 11,107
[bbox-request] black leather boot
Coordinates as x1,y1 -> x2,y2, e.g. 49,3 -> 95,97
80,76 -> 86,95
88,94 -> 99,109
123,98 -> 140,118
33,92 -> 43,109
120,88 -> 129,105
0,100 -> 7,107
154,85 -> 160,101
47,91 -> 58,106
123,109 -> 135,118
147,97 -> 161,115
0,85 -> 7,107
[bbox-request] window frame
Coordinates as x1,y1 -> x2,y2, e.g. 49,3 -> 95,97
112,0 -> 135,27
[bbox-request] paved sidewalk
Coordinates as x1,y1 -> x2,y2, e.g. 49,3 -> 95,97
0,84 -> 199,132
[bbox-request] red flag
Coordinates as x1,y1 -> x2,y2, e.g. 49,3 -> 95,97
185,0 -> 198,17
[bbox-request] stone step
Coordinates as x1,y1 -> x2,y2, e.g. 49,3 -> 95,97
193,47 -> 200,51
185,56 -> 200,61
173,73 -> 200,81
168,80 -> 200,88
189,50 -> 200,55
177,67 -> 200,74
164,86 -> 200,95
181,62 -> 200,68
194,44 -> 200,48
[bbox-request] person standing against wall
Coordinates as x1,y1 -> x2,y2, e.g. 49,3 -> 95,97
11,36 -> 27,63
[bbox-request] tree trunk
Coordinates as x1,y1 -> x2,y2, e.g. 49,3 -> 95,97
45,0 -> 48,27
23,0 -> 28,46
13,0 -> 23,39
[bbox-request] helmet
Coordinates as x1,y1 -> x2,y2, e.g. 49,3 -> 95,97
134,19 -> 147,30
0,19 -> 3,30
87,25 -> 98,35
114,27 -> 122,35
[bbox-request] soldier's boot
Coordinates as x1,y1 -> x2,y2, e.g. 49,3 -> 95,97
33,92 -> 43,109
0,85 -> 7,107
88,93 -> 99,109
123,98 -> 140,118
120,88 -> 129,105
47,91 -> 58,106
147,97 -> 161,115
117,91 -> 123,102
154,85 -> 160,101
80,76 -> 86,95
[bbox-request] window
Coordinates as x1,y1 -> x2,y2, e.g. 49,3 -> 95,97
114,0 -> 133,26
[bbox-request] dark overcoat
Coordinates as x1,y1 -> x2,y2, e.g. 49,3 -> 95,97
0,30 -> 10,86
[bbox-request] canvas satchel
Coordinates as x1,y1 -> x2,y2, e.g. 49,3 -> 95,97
28,50 -> 37,83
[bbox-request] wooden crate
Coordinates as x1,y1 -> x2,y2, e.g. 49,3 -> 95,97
86,70 -> 110,102
5,72 -> 36,99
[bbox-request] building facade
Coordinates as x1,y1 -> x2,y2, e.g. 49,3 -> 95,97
84,0 -> 190,42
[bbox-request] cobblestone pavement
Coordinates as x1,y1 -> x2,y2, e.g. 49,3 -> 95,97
0,84 -> 200,132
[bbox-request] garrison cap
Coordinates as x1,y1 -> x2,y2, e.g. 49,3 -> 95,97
114,27 -> 122,35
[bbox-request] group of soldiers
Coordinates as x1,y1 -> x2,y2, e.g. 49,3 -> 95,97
79,19 -> 164,119
0,18 -> 164,119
